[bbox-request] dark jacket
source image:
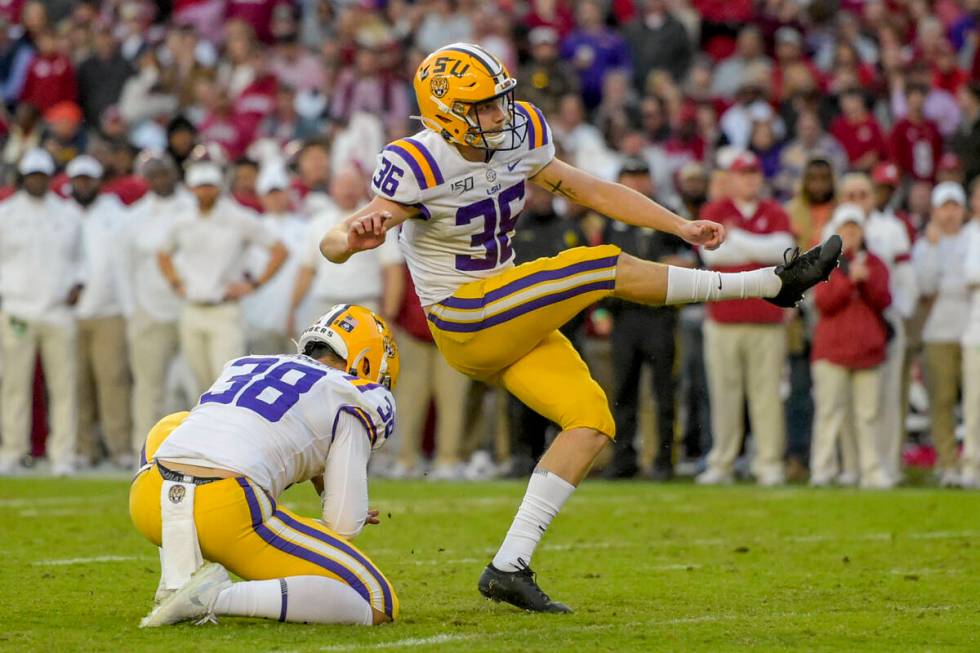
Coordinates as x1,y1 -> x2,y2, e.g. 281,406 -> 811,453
623,14 -> 691,89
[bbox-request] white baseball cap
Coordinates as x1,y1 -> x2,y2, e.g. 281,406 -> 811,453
256,164 -> 290,195
18,148 -> 55,176
66,155 -> 104,179
185,161 -> 224,188
829,203 -> 866,231
931,181 -> 966,208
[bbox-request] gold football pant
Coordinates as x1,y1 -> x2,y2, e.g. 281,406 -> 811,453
130,415 -> 398,619
426,245 -> 620,438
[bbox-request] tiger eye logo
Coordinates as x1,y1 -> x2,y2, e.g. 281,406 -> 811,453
168,485 -> 186,504
430,76 -> 449,98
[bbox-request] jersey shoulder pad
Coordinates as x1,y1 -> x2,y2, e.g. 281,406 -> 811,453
333,373 -> 396,450
372,134 -> 447,205
514,101 -> 555,173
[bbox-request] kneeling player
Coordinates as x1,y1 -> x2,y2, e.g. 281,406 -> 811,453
129,305 -> 400,627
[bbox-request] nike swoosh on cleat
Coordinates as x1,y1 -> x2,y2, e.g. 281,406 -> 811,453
717,274 -> 723,290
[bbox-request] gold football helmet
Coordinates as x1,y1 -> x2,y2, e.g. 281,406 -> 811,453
413,43 -> 528,150
298,304 -> 400,390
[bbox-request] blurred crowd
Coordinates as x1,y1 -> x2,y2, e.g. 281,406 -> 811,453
0,0 -> 978,488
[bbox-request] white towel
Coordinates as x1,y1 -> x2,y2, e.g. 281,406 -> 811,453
159,479 -> 203,590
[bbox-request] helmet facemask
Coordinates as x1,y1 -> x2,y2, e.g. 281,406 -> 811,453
452,85 -> 529,151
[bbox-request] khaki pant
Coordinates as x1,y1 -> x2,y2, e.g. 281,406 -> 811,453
76,316 -> 132,463
704,322 -> 786,479
247,330 -> 294,356
394,329 -> 470,468
924,342 -> 962,471
128,310 -> 179,449
875,317 -> 906,481
811,361 -> 887,486
179,303 -> 246,397
0,314 -> 77,466
961,346 -> 980,480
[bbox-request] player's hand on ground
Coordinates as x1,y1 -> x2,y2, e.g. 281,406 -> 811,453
348,212 -> 391,252
678,220 -> 726,249
224,280 -> 255,300
366,509 -> 381,525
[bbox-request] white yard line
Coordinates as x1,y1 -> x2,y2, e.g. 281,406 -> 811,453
320,633 -> 476,651
32,555 -> 145,566
0,495 -> 106,508
19,508 -> 100,517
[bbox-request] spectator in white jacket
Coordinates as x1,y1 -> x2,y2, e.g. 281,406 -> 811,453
961,178 -> 980,488
156,161 -> 288,396
121,155 -> 194,450
0,149 -> 83,476
242,164 -> 309,354
913,182 -> 970,486
288,166 -> 402,332
67,155 -> 133,469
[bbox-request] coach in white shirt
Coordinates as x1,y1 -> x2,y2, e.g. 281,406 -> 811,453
68,155 -> 134,468
122,155 -> 194,448
242,164 -> 309,354
959,180 -> 980,488
0,149 -> 83,475
157,161 -> 288,395
288,166 -> 401,331
913,182 -> 970,486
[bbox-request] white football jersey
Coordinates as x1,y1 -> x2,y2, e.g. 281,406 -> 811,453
154,354 -> 395,497
370,102 -> 556,306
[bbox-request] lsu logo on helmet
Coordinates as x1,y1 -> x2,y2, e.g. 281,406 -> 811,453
413,43 -> 528,151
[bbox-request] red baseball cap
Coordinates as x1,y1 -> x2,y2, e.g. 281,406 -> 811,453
871,162 -> 900,186
728,151 -> 761,173
938,152 -> 961,172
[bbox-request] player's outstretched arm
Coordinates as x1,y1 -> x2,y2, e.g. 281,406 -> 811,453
531,158 -> 726,250
320,196 -> 417,264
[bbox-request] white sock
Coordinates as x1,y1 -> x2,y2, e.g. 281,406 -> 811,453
491,470 -> 575,572
213,576 -> 373,625
664,266 -> 782,305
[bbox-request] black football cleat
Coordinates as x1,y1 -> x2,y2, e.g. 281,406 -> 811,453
766,235 -> 843,308
478,561 -> 572,613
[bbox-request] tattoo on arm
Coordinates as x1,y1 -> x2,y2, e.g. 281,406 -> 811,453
547,178 -> 577,200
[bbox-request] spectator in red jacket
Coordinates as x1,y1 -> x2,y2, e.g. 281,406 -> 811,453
831,88 -> 888,173
810,203 -> 893,488
696,151 -> 796,486
19,29 -> 77,113
889,83 -> 942,182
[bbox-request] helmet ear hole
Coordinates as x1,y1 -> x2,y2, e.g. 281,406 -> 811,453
361,358 -> 371,377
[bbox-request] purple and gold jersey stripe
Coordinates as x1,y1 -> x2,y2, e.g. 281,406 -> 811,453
427,254 -> 618,333
516,102 -> 548,150
384,139 -> 444,189
237,477 -> 396,617
335,405 -> 379,446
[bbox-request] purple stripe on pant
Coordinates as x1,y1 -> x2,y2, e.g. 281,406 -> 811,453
438,254 -> 620,310
429,279 -> 616,333
235,478 -> 374,607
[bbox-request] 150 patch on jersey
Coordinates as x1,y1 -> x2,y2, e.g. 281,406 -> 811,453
452,177 -> 474,194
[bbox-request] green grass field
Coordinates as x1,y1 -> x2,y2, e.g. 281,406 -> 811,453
1,477 -> 978,652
